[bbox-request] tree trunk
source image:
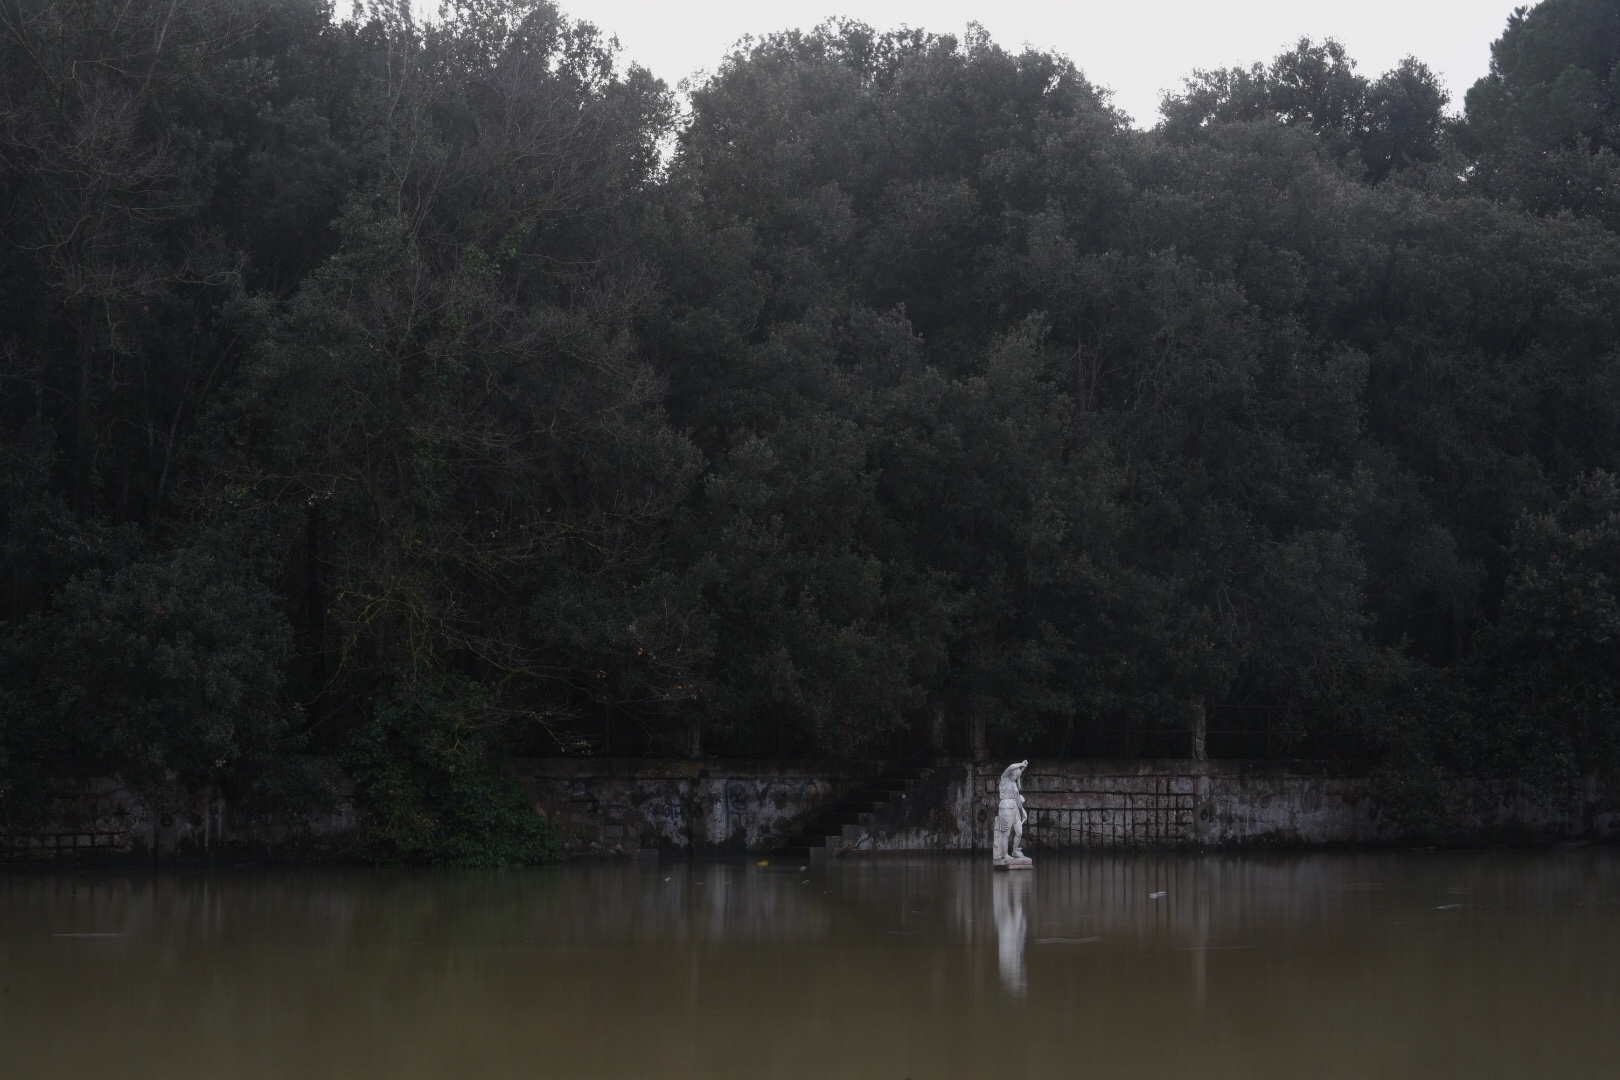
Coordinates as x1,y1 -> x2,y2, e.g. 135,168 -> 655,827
1190,697 -> 1208,762
304,502 -> 327,703
71,307 -> 98,519
1058,713 -> 1076,758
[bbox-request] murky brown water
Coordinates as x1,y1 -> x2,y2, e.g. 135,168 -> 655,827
1,851 -> 1616,1079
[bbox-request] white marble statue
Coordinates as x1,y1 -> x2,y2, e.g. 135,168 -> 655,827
992,759 -> 1032,869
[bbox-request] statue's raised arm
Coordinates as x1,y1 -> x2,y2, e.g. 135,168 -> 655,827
992,760 -> 1032,869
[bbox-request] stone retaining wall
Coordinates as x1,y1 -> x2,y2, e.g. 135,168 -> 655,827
1016,763 -> 1383,850
0,769 -> 356,861
991,762 -> 1379,850
829,761 -> 1382,853
513,759 -> 874,857
4,759 -> 1613,860
521,759 -> 1618,856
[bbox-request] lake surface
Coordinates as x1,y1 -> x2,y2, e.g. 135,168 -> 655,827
1,850 -> 1616,1079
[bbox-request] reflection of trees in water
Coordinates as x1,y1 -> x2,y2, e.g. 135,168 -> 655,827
819,851 -> 1620,988
2,852 -> 1619,1079
7,853 -> 1616,951
5,852 -> 1618,971
534,863 -> 835,944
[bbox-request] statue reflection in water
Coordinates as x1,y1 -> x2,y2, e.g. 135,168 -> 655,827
993,870 -> 1032,996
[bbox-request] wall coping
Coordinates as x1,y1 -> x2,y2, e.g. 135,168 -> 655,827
511,758 -> 1372,780
512,758 -> 879,781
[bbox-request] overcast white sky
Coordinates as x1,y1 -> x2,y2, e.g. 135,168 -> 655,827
528,0 -> 1524,127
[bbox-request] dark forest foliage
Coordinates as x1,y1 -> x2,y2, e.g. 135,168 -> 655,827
3,0 -> 1619,852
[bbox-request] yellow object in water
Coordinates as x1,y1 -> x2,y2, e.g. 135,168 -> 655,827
756,860 -> 769,867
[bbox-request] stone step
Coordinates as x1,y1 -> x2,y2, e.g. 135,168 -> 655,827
769,761 -> 936,859
816,813 -> 867,828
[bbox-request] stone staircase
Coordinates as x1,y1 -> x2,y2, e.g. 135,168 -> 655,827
771,760 -> 938,862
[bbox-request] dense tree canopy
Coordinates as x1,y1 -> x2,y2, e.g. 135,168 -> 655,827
2,0 -> 1618,849
1462,0 -> 1620,228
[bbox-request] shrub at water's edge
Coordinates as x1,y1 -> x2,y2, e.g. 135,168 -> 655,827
343,679 -> 562,866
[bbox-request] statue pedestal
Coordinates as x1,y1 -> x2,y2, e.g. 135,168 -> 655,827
994,856 -> 1033,871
